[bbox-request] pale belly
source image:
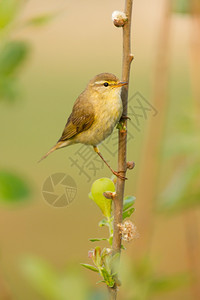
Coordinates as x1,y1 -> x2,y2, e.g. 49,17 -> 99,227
74,94 -> 123,146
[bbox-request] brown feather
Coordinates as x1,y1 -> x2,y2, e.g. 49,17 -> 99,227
58,92 -> 95,142
39,92 -> 95,162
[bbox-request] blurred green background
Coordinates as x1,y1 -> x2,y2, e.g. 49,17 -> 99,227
0,0 -> 200,299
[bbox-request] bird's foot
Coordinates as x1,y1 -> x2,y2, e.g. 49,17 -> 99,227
120,114 -> 131,121
112,170 -> 128,180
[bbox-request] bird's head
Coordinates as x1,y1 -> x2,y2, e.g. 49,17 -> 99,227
88,73 -> 128,96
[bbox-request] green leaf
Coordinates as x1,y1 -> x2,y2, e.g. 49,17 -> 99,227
101,251 -> 119,278
122,207 -> 135,220
96,280 -> 106,284
0,41 -> 30,77
0,0 -> 21,30
101,268 -> 115,287
0,170 -> 31,204
109,253 -> 120,266
98,218 -> 109,227
101,268 -> 110,281
89,178 -> 115,218
80,264 -> 99,273
93,247 -> 102,267
89,238 -> 108,242
108,236 -> 113,245
123,195 -> 136,211
0,41 -> 30,102
88,192 -> 93,200
106,253 -> 120,276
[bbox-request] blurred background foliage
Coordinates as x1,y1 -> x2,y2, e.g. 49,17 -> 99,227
0,0 -> 58,205
0,0 -> 200,299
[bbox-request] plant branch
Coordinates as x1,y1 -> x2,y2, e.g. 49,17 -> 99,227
109,0 -> 133,299
113,0 -> 133,256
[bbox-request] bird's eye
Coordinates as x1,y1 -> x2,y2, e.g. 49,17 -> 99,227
103,82 -> 109,87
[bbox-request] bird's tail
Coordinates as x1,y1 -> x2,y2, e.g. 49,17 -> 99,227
38,141 -> 65,163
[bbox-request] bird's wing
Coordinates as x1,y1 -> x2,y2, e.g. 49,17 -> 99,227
58,97 -> 95,142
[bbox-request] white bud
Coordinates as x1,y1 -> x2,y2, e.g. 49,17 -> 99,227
118,221 -> 139,242
103,191 -> 116,200
112,11 -> 128,27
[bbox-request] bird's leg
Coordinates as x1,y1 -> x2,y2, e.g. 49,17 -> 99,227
93,146 -> 127,180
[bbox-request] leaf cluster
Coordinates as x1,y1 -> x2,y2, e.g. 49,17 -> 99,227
82,247 -> 120,288
82,178 -> 136,287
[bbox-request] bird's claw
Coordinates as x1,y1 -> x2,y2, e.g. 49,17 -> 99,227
120,115 -> 131,121
113,171 -> 128,180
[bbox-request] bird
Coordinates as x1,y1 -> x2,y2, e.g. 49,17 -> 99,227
39,73 -> 128,179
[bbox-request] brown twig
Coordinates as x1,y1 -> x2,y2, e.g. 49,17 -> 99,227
109,1 -> 133,299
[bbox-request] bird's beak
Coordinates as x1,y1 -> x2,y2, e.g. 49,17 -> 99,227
114,81 -> 128,87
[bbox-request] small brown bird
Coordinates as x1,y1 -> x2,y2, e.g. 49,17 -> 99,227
39,73 -> 127,179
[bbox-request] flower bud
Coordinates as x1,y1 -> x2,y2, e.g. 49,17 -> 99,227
118,220 -> 139,242
112,11 -> 128,27
88,250 -> 94,258
127,161 -> 135,170
103,191 -> 116,200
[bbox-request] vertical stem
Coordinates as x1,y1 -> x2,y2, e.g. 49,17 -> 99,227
109,1 -> 133,299
113,0 -> 133,254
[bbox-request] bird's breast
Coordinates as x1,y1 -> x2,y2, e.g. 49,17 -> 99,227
75,91 -> 123,146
